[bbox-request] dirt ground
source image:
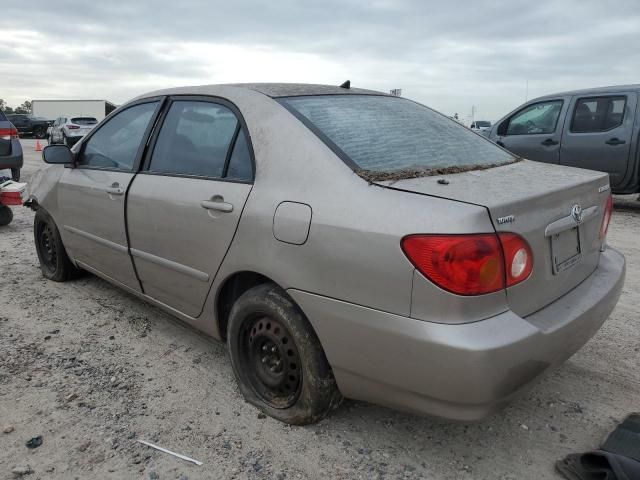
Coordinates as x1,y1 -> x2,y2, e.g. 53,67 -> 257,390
1,139 -> 639,480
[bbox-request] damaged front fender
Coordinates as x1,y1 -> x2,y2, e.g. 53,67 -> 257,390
27,164 -> 65,212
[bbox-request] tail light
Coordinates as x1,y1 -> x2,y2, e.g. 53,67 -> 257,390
0,127 -> 19,140
600,194 -> 613,239
401,233 -> 533,296
67,125 -> 80,130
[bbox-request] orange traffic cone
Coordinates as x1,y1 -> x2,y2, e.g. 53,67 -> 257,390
35,140 -> 43,152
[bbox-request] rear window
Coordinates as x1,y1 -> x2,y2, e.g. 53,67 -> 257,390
475,121 -> 491,127
279,95 -> 514,177
71,117 -> 98,125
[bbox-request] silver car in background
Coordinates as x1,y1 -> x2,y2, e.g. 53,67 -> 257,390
29,83 -> 624,424
49,116 -> 98,147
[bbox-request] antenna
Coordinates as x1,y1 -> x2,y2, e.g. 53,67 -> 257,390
340,80 -> 351,89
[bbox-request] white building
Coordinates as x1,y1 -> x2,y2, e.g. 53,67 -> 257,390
31,99 -> 117,121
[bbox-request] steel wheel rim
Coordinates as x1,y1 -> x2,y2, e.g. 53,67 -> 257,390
37,223 -> 57,271
239,315 -> 302,409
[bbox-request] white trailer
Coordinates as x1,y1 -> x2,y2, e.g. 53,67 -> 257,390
31,99 -> 117,121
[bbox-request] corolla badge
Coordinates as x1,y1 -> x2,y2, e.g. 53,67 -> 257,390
571,204 -> 583,223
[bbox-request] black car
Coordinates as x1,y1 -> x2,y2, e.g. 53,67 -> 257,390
6,114 -> 52,139
0,110 -> 23,181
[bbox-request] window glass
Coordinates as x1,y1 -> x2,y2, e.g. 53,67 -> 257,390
506,101 -> 563,135
149,101 -> 238,177
226,130 -> 253,181
571,96 -> 626,133
280,95 -> 514,173
79,102 -> 158,170
71,117 -> 98,125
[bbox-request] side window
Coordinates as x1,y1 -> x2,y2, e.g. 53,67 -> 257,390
506,100 -> 563,135
226,130 -> 253,181
571,96 -> 626,133
149,101 -> 238,178
79,102 -> 158,170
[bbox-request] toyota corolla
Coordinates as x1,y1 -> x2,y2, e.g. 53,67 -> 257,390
28,83 -> 625,424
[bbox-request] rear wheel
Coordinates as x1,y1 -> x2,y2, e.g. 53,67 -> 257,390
227,283 -> 341,425
0,206 -> 13,226
10,168 -> 20,182
34,209 -> 82,281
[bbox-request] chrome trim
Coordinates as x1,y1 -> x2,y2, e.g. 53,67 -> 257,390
544,205 -> 599,237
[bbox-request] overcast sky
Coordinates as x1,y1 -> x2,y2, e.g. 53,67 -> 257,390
2,0 -> 639,122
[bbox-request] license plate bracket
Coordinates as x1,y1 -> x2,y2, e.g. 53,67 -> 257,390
551,227 -> 581,274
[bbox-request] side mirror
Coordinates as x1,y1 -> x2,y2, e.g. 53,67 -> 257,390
42,145 -> 73,165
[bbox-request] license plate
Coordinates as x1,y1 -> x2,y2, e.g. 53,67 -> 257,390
551,227 -> 581,274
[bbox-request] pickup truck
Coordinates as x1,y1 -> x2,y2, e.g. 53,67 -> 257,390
487,84 -> 640,194
6,114 -> 53,139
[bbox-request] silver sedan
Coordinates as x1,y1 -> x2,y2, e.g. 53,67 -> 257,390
29,83 -> 625,424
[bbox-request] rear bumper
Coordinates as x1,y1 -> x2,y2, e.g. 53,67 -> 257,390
0,140 -> 24,170
289,247 -> 625,421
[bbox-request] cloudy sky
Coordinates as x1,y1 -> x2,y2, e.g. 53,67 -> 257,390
2,0 -> 640,122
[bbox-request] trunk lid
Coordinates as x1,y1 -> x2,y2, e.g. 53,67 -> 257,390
376,160 -> 611,317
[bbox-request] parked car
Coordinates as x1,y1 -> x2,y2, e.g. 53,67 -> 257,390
470,120 -> 492,132
6,114 -> 53,139
487,84 -> 640,194
49,116 -> 98,147
0,110 -> 23,182
29,83 -> 624,424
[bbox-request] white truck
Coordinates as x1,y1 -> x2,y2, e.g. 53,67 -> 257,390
31,99 -> 117,122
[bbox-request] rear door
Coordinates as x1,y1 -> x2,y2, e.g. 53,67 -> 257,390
493,98 -> 569,163
126,97 -> 254,317
560,93 -> 637,189
56,99 -> 162,290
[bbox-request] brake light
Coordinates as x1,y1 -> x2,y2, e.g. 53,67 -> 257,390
0,127 -> 19,140
401,233 -> 533,295
600,194 -> 613,239
67,125 -> 80,130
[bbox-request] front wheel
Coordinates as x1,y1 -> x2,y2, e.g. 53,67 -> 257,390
34,209 -> 82,281
0,206 -> 13,226
227,283 -> 341,425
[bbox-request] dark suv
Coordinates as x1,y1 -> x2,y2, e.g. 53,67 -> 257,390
6,114 -> 52,139
0,110 -> 23,181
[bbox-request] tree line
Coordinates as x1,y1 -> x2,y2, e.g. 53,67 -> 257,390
0,99 -> 32,114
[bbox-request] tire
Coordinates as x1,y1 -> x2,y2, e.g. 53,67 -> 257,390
34,127 -> 46,139
227,283 -> 342,425
0,206 -> 13,226
10,168 -> 20,182
33,209 -> 82,281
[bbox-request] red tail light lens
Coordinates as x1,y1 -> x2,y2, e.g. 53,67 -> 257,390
600,194 -> 613,239
67,125 -> 80,130
401,233 -> 533,296
0,127 -> 19,140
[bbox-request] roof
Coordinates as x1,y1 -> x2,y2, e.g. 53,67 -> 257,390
533,84 -> 640,101
227,83 -> 388,98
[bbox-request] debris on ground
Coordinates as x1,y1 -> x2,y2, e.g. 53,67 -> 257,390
25,436 -> 43,449
138,440 -> 203,466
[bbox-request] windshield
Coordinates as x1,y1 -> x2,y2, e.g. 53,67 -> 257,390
71,117 -> 98,125
279,95 -> 515,179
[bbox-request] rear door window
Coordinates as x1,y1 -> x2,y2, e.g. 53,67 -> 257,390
280,95 -> 514,174
571,96 -> 626,133
71,117 -> 98,125
148,101 -> 239,178
506,100 -> 563,135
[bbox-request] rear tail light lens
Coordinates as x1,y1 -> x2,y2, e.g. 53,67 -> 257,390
401,233 -> 533,296
0,127 -> 19,140
67,125 -> 80,129
600,194 -> 613,239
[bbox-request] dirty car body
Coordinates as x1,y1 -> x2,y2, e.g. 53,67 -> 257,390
29,83 -> 625,422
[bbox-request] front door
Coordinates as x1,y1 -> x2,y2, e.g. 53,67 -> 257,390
493,98 -> 568,164
560,93 -> 637,189
56,100 -> 162,290
127,98 -> 254,317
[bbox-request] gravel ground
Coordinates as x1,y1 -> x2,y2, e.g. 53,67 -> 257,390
1,139 -> 639,480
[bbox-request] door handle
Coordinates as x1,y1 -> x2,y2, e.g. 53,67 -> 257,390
541,138 -> 559,146
201,199 -> 233,213
605,138 -> 626,146
105,183 -> 124,195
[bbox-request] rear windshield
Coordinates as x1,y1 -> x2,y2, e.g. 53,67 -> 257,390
474,121 -> 491,127
71,117 -> 98,125
279,95 -> 515,179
